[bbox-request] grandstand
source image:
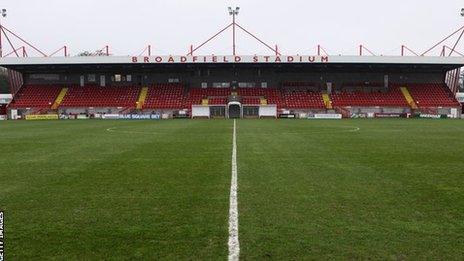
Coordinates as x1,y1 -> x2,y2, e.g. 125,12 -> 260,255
1,55 -> 462,119
0,3 -> 463,120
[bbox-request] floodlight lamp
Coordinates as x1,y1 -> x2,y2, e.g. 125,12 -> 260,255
461,8 -> 464,17
1,9 -> 6,17
228,6 -> 239,15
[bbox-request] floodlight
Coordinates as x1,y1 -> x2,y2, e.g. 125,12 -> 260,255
1,9 -> 6,18
228,6 -> 240,16
461,8 -> 464,17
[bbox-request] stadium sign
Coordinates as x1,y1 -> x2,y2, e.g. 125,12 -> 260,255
374,113 -> 402,118
116,114 -> 161,120
131,55 -> 329,64
25,114 -> 59,120
100,114 -> 160,120
308,114 -> 342,119
419,114 -> 442,119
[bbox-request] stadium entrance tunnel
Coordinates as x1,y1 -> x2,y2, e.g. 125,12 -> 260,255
228,102 -> 242,119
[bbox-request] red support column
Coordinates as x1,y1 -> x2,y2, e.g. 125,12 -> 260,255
235,23 -> 280,55
450,70 -> 456,93
2,26 -> 47,57
1,27 -> 19,57
359,45 -> 363,56
401,45 -> 404,56
317,45 -> 321,56
421,25 -> 464,56
148,45 -> 151,56
0,25 -> 2,57
449,28 -> 464,57
64,46 -> 68,57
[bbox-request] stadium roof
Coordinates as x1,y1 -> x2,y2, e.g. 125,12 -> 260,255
1,55 -> 464,74
1,55 -> 464,66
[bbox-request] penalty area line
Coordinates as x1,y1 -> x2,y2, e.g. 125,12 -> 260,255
228,119 -> 240,261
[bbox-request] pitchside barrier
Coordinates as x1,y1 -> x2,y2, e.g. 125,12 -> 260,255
191,105 -> 278,119
191,105 -> 210,118
259,105 -> 277,118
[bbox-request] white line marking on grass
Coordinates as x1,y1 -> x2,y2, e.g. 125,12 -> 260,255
106,126 -> 157,135
228,119 -> 240,261
238,126 -> 361,136
348,127 -> 361,132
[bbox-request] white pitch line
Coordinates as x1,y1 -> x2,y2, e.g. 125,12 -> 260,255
348,127 -> 361,132
228,119 -> 240,261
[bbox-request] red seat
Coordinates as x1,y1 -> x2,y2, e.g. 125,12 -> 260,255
60,85 -> 140,108
405,83 -> 460,107
331,86 -> 408,107
283,90 -> 325,109
143,84 -> 184,109
9,84 -> 62,108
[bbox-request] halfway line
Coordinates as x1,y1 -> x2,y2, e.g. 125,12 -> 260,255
228,119 -> 240,261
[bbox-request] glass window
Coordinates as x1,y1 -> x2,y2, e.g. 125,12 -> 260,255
88,74 -> 96,82
212,82 -> 230,88
239,82 -> 255,88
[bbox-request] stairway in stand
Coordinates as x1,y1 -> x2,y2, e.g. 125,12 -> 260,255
136,87 -> 149,109
51,88 -> 68,109
400,87 -> 418,109
322,93 -> 333,109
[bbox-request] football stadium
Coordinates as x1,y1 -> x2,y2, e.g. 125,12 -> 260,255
1,2 -> 464,260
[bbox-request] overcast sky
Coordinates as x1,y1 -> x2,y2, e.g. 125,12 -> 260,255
1,0 -> 463,56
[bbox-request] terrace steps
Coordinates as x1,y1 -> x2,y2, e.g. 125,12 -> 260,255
400,87 -> 418,109
136,87 -> 149,109
322,93 -> 332,109
51,88 -> 68,109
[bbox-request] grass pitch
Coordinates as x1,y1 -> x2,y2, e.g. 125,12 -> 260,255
1,119 -> 464,259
